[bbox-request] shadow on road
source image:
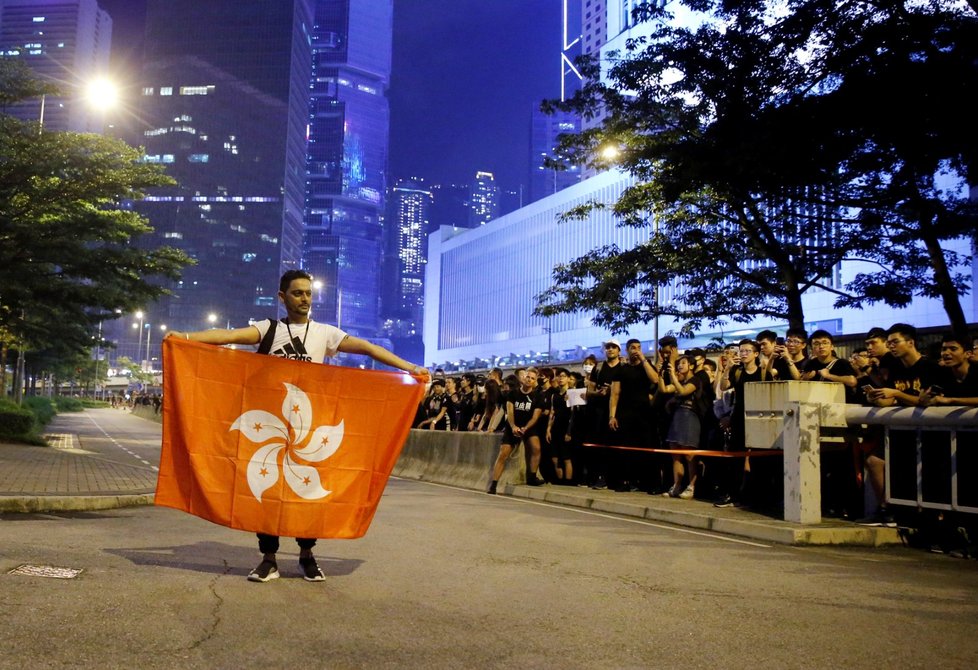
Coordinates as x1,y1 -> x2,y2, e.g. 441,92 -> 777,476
105,540 -> 364,577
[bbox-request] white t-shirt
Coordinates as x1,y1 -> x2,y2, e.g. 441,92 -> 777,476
252,319 -> 347,363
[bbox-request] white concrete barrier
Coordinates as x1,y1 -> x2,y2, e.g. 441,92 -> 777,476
392,429 -> 525,491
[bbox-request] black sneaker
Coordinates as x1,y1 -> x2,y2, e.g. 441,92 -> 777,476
247,559 -> 279,583
299,556 -> 325,582
713,494 -> 735,508
589,477 -> 608,490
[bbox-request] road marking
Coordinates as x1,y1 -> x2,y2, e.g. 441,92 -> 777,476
85,412 -> 159,472
396,478 -> 772,548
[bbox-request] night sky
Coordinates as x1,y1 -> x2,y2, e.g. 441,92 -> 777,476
97,0 -> 562,191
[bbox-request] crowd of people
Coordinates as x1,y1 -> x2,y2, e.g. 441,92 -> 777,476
412,323 -> 977,539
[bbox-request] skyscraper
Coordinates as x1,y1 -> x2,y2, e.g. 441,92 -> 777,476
0,0 -> 112,132
384,179 -> 431,327
467,171 -> 500,227
302,0 -> 393,339
528,108 -> 582,203
132,0 -> 314,333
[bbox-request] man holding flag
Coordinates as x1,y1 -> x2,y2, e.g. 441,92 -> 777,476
165,270 -> 429,583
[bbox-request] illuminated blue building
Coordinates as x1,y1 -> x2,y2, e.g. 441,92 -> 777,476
302,0 -> 393,339
423,169 -> 976,368
132,0 -> 314,336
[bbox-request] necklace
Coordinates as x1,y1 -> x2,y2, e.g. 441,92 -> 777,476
283,318 -> 310,351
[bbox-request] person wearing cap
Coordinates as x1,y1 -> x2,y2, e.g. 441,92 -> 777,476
585,339 -> 625,488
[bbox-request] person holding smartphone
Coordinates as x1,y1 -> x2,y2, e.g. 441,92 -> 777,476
920,332 -> 978,407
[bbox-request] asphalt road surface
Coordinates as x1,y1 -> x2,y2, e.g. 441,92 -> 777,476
2,474 -> 977,669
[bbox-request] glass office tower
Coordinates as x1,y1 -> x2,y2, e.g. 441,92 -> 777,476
132,0 -> 314,335
303,0 -> 393,339
0,0 -> 112,132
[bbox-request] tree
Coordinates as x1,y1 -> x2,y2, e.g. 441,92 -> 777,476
536,1 -> 977,336
0,59 -> 193,397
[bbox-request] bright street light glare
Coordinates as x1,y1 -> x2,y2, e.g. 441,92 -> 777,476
86,78 -> 118,111
599,145 -> 620,161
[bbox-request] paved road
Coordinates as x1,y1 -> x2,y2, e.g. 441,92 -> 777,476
2,476 -> 976,669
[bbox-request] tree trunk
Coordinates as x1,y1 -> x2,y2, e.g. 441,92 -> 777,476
920,227 -> 969,336
0,341 -> 7,398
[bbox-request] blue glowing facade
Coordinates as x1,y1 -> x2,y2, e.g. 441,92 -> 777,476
0,0 -> 112,132
132,0 -> 314,334
424,170 -> 977,368
302,0 -> 393,339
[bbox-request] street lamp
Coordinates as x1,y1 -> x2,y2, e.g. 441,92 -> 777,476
133,310 -> 145,366
145,324 -> 165,372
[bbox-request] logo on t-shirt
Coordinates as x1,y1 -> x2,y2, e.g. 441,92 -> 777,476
272,335 -> 312,362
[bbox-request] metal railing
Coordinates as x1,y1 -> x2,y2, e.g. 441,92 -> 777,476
846,406 -> 978,515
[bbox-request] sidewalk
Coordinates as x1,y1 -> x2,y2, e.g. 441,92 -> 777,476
0,413 -> 156,514
0,412 -> 901,546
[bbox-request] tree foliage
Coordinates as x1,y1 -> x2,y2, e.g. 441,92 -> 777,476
0,58 -> 193,364
536,0 -> 978,335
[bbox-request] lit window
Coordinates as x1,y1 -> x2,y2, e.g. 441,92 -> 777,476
162,154 -> 175,163
179,86 -> 213,95
33,17 -> 45,22
144,128 -> 167,137
160,87 -> 173,96
242,253 -> 257,262
142,87 -> 154,96
164,232 -> 183,239
188,154 -> 209,163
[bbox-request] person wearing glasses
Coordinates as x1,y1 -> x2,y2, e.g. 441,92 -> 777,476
772,327 -> 809,380
859,323 -> 942,526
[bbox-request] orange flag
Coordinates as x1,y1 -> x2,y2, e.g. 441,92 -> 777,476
156,338 -> 425,539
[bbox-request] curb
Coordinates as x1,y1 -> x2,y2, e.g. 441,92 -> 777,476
0,493 -> 155,514
502,484 -> 902,547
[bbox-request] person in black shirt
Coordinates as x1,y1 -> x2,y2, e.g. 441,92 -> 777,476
772,327 -> 809,381
607,338 -> 659,491
860,323 -> 942,526
801,330 -> 858,395
487,369 -> 545,494
922,333 -> 978,407
417,379 -> 452,430
547,368 -> 575,485
585,339 -> 624,488
456,373 -> 479,431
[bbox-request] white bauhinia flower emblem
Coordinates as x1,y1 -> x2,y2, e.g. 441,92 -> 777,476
230,383 -> 344,502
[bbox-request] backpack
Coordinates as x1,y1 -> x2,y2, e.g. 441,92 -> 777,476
257,319 -> 280,355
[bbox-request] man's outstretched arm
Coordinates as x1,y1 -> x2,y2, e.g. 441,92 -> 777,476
338,336 -> 430,381
166,326 -> 261,347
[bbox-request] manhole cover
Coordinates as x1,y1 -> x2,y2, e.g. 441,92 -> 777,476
8,564 -> 83,579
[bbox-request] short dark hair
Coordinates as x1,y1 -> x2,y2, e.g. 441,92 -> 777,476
809,329 -> 833,343
786,327 -> 808,342
865,327 -> 887,341
738,339 -> 760,353
279,269 -> 312,293
942,332 -> 971,349
887,323 -> 917,342
462,373 -> 476,385
757,329 -> 778,343
703,359 -> 717,372
625,338 -> 642,348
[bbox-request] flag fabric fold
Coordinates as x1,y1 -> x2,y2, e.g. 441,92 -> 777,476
156,338 -> 425,539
